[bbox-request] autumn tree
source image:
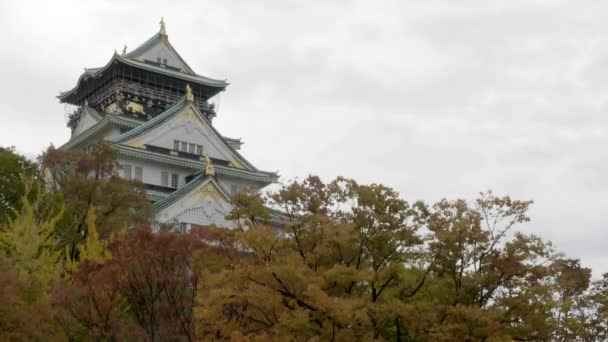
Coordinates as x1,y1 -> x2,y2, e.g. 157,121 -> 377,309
40,142 -> 151,261
196,176 -> 427,340
0,192 -> 66,340
194,176 -> 598,341
55,225 -> 205,341
0,194 -> 64,302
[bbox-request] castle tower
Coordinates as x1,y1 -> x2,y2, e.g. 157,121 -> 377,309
58,20 -> 279,229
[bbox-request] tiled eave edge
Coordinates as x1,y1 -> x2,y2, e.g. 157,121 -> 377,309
147,192 -> 167,202
59,115 -> 141,151
113,144 -> 278,185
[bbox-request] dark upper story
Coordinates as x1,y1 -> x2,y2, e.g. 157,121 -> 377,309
59,19 -> 228,125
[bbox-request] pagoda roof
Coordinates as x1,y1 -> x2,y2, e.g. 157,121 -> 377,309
58,53 -> 228,101
111,96 -> 258,172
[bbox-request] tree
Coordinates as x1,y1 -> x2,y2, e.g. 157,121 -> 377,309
40,142 -> 151,261
65,206 -> 110,272
196,176 -> 426,340
0,193 -> 66,340
56,225 -> 205,341
586,273 -> 608,340
0,194 -> 63,302
0,146 -> 37,226
53,260 -> 136,341
194,177 -> 577,341
0,256 -> 65,340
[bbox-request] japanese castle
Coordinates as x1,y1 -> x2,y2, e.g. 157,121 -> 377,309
58,19 -> 279,229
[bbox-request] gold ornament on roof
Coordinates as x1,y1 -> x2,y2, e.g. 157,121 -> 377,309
204,155 -> 215,177
159,17 -> 167,36
185,84 -> 194,102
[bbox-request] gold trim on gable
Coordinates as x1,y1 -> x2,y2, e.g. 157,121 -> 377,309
229,159 -> 246,170
127,138 -> 145,148
197,182 -> 225,203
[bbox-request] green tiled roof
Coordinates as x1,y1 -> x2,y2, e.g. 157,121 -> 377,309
153,174 -> 232,212
58,53 -> 228,100
60,111 -> 142,151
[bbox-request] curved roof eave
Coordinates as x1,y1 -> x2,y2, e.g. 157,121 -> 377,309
58,53 -> 229,101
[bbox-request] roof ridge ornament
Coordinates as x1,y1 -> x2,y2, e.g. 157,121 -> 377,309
204,155 -> 216,177
159,17 -> 167,36
122,45 -> 127,55
185,84 -> 194,102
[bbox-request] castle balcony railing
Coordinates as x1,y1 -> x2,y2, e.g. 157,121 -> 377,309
88,80 -> 216,118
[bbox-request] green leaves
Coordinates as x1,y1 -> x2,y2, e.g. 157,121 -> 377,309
0,146 -> 37,226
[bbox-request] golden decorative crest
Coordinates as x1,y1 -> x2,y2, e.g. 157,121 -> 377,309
204,155 -> 216,177
185,84 -> 194,102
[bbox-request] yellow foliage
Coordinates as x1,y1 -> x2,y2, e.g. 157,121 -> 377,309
0,196 -> 63,301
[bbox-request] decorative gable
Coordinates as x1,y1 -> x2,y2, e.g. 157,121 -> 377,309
120,103 -> 250,168
155,177 -> 237,228
137,41 -> 192,72
124,24 -> 195,75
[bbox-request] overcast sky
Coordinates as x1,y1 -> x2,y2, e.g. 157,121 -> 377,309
1,0 -> 606,275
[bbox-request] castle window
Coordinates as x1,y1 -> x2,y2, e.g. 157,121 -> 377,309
196,145 -> 203,155
161,171 -> 169,187
134,166 -> 143,181
123,165 -> 132,180
171,173 -> 179,188
180,141 -> 188,152
188,143 -> 195,154
163,58 -> 168,65
174,140 -> 179,150
157,57 -> 162,64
